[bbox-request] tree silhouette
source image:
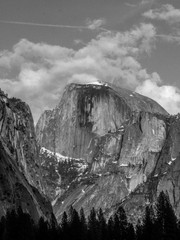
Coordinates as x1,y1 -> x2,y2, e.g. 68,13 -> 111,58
4,209 -> 19,240
61,211 -> 69,240
80,208 -> 87,240
36,217 -> 49,240
0,193 -> 179,240
141,205 -> 155,240
97,208 -> 107,240
136,220 -> 143,240
155,191 -> 178,240
0,216 -> 5,239
87,208 -> 98,240
107,216 -> 114,240
115,206 -> 128,240
68,206 -> 82,240
49,213 -> 59,240
126,222 -> 135,240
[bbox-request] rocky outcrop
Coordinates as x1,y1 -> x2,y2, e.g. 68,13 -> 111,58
0,89 -> 53,222
37,82 -> 179,222
111,114 -> 180,222
39,147 -> 87,202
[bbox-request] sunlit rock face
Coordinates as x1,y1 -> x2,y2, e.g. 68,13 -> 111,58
36,82 -> 174,222
0,89 -> 53,222
155,115 -> 180,212
112,114 -> 180,223
36,83 -> 167,161
0,92 -> 41,189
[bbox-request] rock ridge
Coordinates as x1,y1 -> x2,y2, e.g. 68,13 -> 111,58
0,88 -> 54,222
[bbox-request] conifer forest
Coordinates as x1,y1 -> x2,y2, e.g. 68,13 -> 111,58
0,192 -> 179,240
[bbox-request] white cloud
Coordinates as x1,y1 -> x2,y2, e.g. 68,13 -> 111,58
73,39 -> 86,46
157,34 -> 180,44
143,4 -> 180,24
86,18 -> 107,30
0,22 -> 180,123
136,80 -> 180,115
0,20 -> 95,31
125,0 -> 154,8
143,4 -> 180,44
69,74 -> 99,84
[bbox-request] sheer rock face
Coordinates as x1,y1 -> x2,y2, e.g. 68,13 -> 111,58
155,116 -> 180,211
37,83 -> 178,222
36,83 -> 167,161
0,89 -> 53,222
113,115 -> 180,222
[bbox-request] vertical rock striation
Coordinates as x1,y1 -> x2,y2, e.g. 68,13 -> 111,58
36,83 -> 167,160
0,89 -> 53,222
37,82 -> 180,222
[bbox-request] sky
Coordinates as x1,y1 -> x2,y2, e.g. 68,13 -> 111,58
0,0 -> 180,123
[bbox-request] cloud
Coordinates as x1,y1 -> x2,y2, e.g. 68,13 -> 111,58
143,4 -> 180,44
157,34 -> 180,44
136,80 -> 180,114
86,18 -> 107,30
0,22 -> 180,123
143,4 -> 180,24
69,74 -> 99,84
125,0 -> 154,8
73,39 -> 86,46
0,20 -> 98,31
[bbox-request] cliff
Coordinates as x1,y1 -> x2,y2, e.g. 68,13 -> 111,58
36,82 -> 180,223
0,89 -> 53,222
36,82 -> 167,160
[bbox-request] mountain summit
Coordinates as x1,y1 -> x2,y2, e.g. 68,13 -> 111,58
36,82 -> 180,223
36,82 -> 168,160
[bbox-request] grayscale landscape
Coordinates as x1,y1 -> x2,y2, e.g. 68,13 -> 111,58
0,0 -> 180,239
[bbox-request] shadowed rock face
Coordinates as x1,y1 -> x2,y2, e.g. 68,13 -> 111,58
0,89 -> 53,222
37,83 -> 180,222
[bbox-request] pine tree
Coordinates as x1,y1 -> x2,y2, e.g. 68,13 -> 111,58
113,213 -> 121,240
136,220 -> 143,240
141,205 -> 155,240
49,213 -> 58,240
126,222 -> 135,240
155,191 -> 178,240
97,208 -> 107,240
16,206 -> 35,240
87,208 -> 98,240
68,207 -> 81,240
80,208 -> 87,240
4,209 -> 19,240
61,211 -> 69,240
177,220 -> 180,239
36,217 -> 49,240
0,216 -> 5,239
116,206 -> 128,240
107,216 -> 114,240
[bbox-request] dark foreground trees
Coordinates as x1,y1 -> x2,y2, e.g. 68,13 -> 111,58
0,191 -> 179,240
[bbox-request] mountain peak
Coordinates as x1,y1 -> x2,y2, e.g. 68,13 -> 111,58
65,81 -> 168,115
36,82 -> 175,222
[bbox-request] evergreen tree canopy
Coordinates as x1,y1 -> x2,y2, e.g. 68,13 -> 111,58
0,191 -> 179,240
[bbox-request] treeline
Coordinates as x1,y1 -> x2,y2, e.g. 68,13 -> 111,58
0,191 -> 179,240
